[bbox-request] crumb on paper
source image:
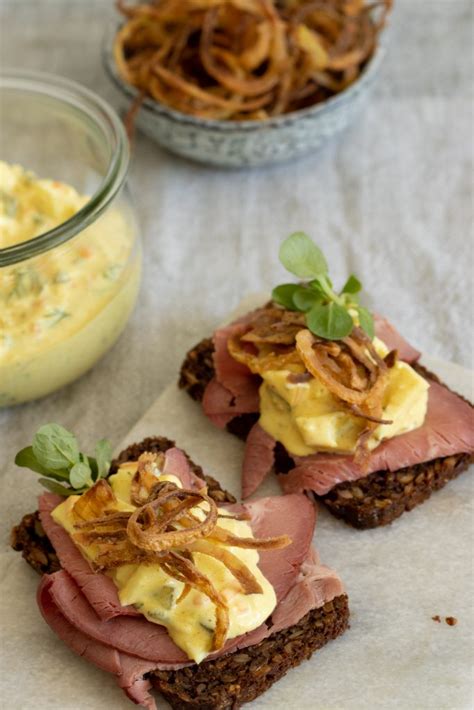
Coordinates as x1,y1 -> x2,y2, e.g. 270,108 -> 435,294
432,615 -> 458,626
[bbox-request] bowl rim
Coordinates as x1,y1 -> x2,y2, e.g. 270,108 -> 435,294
0,69 -> 130,267
103,24 -> 385,132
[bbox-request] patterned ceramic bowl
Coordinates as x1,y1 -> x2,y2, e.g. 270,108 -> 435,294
103,30 -> 385,169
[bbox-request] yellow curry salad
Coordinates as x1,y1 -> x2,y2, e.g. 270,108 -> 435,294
258,335 -> 429,457
53,453 -> 283,663
0,161 -> 85,246
0,161 -> 141,406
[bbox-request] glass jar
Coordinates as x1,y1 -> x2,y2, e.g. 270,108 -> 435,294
0,70 -> 142,406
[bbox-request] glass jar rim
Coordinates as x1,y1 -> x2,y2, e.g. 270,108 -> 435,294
0,69 -> 130,267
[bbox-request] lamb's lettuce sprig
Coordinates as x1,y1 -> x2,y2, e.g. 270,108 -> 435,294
272,232 -> 374,340
15,423 -> 112,496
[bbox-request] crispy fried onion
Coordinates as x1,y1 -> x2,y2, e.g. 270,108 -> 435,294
295,327 -> 396,467
240,308 -> 307,344
229,336 -> 303,374
295,327 -> 391,403
72,454 -> 290,651
114,0 -> 392,129
228,308 -> 306,374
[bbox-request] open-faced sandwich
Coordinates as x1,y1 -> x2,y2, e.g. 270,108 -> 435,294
180,233 -> 474,529
11,424 -> 348,709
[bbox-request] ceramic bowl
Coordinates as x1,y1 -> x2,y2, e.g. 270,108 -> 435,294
103,30 -> 385,169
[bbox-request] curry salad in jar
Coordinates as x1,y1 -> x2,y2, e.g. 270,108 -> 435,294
0,71 -> 142,406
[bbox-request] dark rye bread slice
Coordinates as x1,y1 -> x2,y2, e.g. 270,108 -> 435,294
179,339 -> 474,530
11,436 -> 349,710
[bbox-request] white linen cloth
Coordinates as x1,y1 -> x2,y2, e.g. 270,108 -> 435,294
0,2 -> 472,708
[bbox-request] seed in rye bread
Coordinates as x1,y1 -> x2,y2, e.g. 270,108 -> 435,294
221,673 -> 238,683
289,628 -> 305,639
28,547 -> 48,567
34,518 -> 46,538
397,472 -> 414,484
232,654 -> 250,664
185,373 -> 199,385
250,658 -> 268,673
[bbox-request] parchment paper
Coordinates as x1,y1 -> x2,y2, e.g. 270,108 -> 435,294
1,296 -> 472,710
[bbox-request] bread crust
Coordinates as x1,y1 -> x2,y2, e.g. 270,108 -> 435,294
10,436 -> 349,709
179,338 -> 473,528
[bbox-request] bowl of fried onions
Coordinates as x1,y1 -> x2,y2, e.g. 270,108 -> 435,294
104,0 -> 392,167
